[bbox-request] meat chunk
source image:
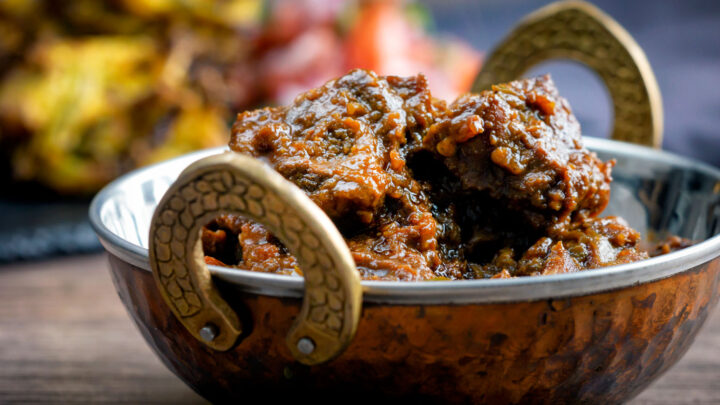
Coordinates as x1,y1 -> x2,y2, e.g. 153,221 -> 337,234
646,235 -> 694,257
229,69 -> 454,280
202,215 -> 299,275
231,69 -> 439,226
424,75 -> 613,231
477,216 -> 648,277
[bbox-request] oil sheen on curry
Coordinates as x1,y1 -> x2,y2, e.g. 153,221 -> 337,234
201,69 -> 688,281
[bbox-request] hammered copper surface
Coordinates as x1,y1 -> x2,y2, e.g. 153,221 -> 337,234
108,254 -> 719,404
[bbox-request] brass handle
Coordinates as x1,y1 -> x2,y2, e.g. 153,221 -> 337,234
473,0 -> 663,148
149,153 -> 362,365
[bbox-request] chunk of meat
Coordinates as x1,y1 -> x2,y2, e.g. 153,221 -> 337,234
478,216 -> 649,278
202,215 -> 298,275
646,235 -> 694,257
424,75 -> 613,231
229,69 -> 454,280
231,69 -> 439,226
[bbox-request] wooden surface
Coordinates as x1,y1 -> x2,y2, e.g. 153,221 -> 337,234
0,254 -> 718,404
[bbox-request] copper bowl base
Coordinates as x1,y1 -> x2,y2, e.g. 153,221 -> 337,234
108,254 -> 719,404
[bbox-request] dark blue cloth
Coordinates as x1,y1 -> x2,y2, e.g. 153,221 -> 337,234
0,200 -> 101,263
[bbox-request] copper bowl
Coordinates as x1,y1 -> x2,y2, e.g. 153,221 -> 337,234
89,2 -> 720,403
90,138 -> 720,403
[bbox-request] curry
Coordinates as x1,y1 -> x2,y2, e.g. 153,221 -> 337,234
202,69 -> 687,280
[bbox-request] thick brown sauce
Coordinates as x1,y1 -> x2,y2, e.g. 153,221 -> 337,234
202,69 -> 690,280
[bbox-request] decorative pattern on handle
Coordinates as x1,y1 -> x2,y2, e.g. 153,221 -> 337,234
472,0 -> 663,148
149,153 -> 362,365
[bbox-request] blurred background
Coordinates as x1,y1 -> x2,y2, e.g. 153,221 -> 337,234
0,0 -> 718,262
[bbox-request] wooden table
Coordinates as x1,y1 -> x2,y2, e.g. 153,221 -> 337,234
1,254 -> 718,404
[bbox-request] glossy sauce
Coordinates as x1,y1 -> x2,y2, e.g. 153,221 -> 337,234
202,69 -> 687,280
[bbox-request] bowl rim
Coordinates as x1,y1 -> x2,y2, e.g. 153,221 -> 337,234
90,137 -> 720,304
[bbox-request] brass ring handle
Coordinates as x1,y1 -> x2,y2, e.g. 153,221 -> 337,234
472,0 -> 663,148
149,153 -> 362,365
